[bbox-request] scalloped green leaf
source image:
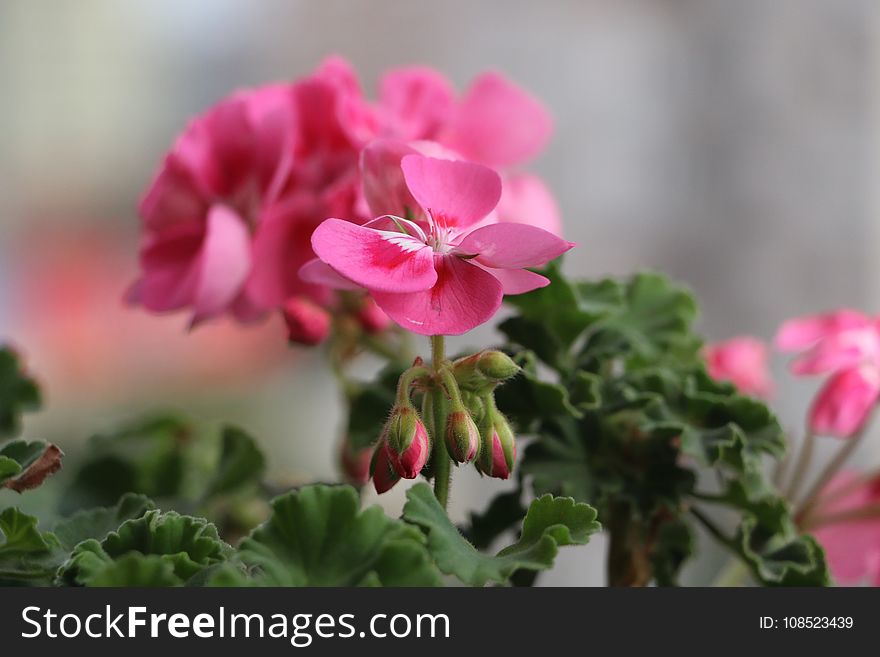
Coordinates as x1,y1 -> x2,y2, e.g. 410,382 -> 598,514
53,493 -> 155,551
404,483 -> 600,586
0,507 -> 63,583
58,510 -> 230,585
203,426 -> 265,498
217,484 -> 440,586
0,347 -> 41,439
87,553 -> 184,587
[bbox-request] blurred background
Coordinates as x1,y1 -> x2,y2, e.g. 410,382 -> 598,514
1,0 -> 877,584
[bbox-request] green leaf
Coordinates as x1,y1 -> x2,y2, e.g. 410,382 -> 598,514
0,440 -> 63,492
61,415 -> 201,513
404,483 -> 600,586
87,553 -> 184,587
58,509 -> 230,585
346,364 -> 403,451
218,484 -> 440,586
0,347 -> 41,439
203,426 -> 265,498
53,493 -> 156,551
494,351 -> 582,431
719,484 -> 830,586
0,507 -> 63,583
462,491 -> 527,550
650,517 -> 695,586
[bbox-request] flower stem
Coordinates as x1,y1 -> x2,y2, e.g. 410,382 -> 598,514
796,429 -> 868,521
784,429 -> 815,501
429,335 -> 451,509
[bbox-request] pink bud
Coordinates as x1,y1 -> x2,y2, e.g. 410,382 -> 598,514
371,442 -> 401,494
356,297 -> 391,334
283,297 -> 331,345
477,413 -> 516,479
385,406 -> 430,478
339,437 -> 372,486
445,410 -> 480,463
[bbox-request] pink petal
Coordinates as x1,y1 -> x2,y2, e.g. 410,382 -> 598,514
479,266 -> 550,295
457,223 -> 574,269
495,173 -> 563,237
811,471 -> 880,584
401,155 -> 501,229
299,258 -> 362,291
379,66 -> 456,140
441,72 -> 552,167
311,218 -> 437,293
371,255 -> 504,336
809,366 -> 880,438
790,325 -> 880,376
360,139 -> 421,218
775,309 -> 873,351
246,197 -> 327,309
136,223 -> 203,312
191,205 -> 252,324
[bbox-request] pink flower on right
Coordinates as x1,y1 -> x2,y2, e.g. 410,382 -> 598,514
775,310 -> 880,438
810,470 -> 880,585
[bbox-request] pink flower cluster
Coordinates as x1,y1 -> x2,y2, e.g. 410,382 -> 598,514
130,56 -> 563,340
776,310 -> 880,438
704,337 -> 773,398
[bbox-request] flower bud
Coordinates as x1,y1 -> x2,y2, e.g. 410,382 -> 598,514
445,410 -> 480,464
370,441 -> 401,494
477,413 -> 517,479
385,406 -> 430,478
356,297 -> 391,334
476,351 -> 521,382
339,436 -> 371,486
283,297 -> 331,345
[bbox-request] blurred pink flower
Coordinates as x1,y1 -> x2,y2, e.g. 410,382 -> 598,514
132,57 -> 560,331
704,336 -> 773,398
308,155 -> 572,335
776,310 -> 880,437
810,470 -> 880,586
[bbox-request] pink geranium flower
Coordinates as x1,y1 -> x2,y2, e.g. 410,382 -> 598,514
131,56 -> 561,331
809,470 -> 880,586
704,337 -> 773,398
306,155 -> 573,335
776,310 -> 880,437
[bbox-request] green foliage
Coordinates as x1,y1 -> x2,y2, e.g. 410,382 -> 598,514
0,347 -> 41,439
61,416 -> 265,521
0,508 -> 63,584
489,262 -> 828,586
404,483 -> 599,586
214,484 -> 440,586
58,509 -> 230,586
53,493 -> 155,551
346,364 -> 404,451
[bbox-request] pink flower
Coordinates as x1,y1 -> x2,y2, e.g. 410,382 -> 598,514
307,155 -> 574,335
809,470 -> 880,586
704,337 -> 773,398
776,310 -> 880,437
132,57 -> 561,330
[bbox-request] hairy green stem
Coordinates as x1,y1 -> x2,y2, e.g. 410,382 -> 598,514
429,335 -> 451,509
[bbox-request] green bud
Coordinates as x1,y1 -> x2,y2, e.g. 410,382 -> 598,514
476,351 -> 520,381
445,410 -> 480,464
